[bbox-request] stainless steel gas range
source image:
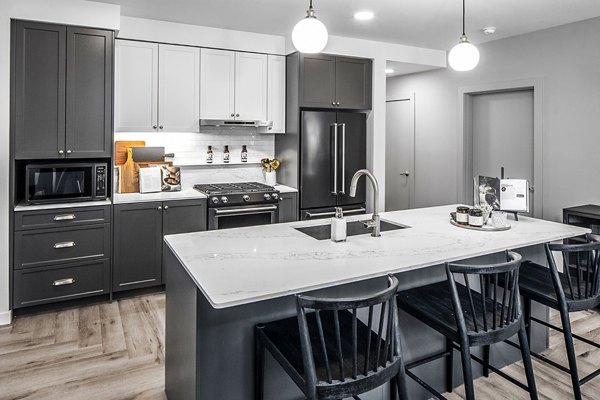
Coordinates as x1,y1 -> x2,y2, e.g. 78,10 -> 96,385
193,182 -> 280,230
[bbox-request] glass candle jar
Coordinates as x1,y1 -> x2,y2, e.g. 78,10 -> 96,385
456,206 -> 470,225
469,208 -> 484,227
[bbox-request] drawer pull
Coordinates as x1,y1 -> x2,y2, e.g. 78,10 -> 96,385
53,278 -> 75,286
53,241 -> 76,249
54,214 -> 76,221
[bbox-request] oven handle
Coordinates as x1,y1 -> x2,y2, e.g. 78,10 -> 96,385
305,207 -> 366,218
214,205 -> 278,215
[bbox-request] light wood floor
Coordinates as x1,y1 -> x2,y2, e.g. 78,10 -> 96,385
1,293 -> 599,399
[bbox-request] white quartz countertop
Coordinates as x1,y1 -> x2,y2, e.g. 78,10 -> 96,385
164,205 -> 589,309
113,189 -> 207,204
15,199 -> 112,211
274,184 -> 298,194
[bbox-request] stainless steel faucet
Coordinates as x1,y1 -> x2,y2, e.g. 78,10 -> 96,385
349,169 -> 380,237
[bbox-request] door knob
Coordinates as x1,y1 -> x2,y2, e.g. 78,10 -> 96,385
157,206 -> 162,211
66,150 -> 72,155
230,113 -> 235,117
159,125 -> 163,130
400,171 -> 410,177
58,150 -> 64,155
153,125 -> 157,129
164,205 -> 169,210
235,114 -> 239,117
332,101 -> 336,106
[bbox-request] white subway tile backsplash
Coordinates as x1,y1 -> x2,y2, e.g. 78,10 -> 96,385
114,131 -> 274,166
114,130 -> 276,187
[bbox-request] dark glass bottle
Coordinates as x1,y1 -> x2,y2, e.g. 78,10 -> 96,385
206,145 -> 213,164
223,145 -> 230,163
241,145 -> 248,162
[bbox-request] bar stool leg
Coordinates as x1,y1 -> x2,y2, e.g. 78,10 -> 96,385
255,326 -> 265,400
482,345 -> 490,377
445,338 -> 454,393
518,319 -> 538,400
458,340 -> 476,400
524,298 -> 532,345
558,305 -> 582,400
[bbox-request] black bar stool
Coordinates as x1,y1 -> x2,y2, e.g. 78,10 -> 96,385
255,275 -> 409,400
517,234 -> 600,400
396,251 -> 538,400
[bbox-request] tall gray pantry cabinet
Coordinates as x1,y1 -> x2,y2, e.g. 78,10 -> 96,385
10,19 -> 114,309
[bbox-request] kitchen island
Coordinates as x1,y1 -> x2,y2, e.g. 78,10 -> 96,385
163,205 -> 589,400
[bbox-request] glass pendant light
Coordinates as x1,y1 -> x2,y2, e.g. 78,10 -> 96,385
448,0 -> 479,71
292,0 -> 328,54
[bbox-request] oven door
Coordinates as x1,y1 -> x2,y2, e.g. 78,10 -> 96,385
208,204 -> 279,230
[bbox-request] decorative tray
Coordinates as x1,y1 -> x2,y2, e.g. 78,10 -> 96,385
450,219 -> 511,232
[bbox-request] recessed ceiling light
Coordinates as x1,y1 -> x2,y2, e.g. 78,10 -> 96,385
482,26 -> 497,35
354,11 -> 374,21
385,68 -> 394,74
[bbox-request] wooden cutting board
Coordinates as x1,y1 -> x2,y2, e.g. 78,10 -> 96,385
115,141 -> 145,165
120,148 -> 139,193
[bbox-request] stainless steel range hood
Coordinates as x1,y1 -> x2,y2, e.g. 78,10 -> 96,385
199,119 -> 273,133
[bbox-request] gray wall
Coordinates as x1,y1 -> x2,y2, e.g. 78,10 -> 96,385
387,17 -> 600,222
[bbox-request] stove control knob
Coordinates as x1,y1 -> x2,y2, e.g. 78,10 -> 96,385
272,193 -> 279,200
221,196 -> 229,204
243,195 -> 250,202
263,193 -> 271,200
211,197 -> 219,204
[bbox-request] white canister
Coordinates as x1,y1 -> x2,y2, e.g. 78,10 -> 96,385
265,171 -> 277,186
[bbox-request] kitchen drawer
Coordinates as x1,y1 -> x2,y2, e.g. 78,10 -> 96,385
14,223 -> 111,269
15,206 -> 111,231
13,259 -> 110,308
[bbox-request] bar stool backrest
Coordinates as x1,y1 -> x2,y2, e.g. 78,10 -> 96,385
445,251 -> 523,344
546,239 -> 600,305
295,275 -> 401,399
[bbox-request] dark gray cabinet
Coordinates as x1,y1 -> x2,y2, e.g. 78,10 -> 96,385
113,202 -> 163,292
12,21 -> 113,159
278,192 -> 298,223
298,53 -> 372,110
113,199 -> 207,292
13,21 -> 66,159
66,27 -> 113,158
13,205 -> 112,309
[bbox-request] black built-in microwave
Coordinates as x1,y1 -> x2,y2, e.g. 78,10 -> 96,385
25,162 -> 107,204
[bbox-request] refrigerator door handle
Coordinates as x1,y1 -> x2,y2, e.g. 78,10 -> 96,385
340,123 -> 346,194
331,123 -> 338,194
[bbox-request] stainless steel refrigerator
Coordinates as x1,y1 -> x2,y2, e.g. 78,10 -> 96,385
298,110 -> 366,220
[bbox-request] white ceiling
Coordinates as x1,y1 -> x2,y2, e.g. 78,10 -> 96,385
93,0 -> 600,50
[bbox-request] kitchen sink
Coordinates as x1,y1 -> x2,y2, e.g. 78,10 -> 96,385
295,219 -> 408,240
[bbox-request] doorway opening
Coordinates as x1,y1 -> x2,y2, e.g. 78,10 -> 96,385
458,80 -> 543,218
385,94 -> 415,212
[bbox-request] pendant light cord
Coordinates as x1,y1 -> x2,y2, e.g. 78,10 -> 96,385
462,0 -> 466,36
310,0 -> 313,9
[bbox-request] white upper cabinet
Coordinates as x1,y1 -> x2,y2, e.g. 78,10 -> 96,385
159,44 -> 200,132
200,49 -> 268,121
115,40 -> 158,132
200,48 -> 235,120
235,52 -> 268,121
267,55 -> 286,133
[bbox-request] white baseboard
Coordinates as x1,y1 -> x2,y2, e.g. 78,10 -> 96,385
0,310 -> 12,326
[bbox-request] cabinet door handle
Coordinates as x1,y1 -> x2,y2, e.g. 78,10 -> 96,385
58,150 -> 64,155
159,125 -> 164,130
66,150 -> 72,154
53,241 -> 76,249
54,214 -> 76,221
53,278 -> 75,286
230,113 -> 235,117
164,205 -> 169,210
332,101 -> 336,106
336,102 -> 340,106
400,171 -> 410,177
153,125 -> 158,129
235,114 -> 239,118
158,206 -> 162,211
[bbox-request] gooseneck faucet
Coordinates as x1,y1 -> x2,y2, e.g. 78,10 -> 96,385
349,169 -> 380,237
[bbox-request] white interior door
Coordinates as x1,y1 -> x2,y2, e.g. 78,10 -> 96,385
158,44 -> 200,132
385,98 -> 414,211
200,48 -> 235,120
235,52 -> 267,121
471,89 -> 534,215
114,40 -> 158,132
